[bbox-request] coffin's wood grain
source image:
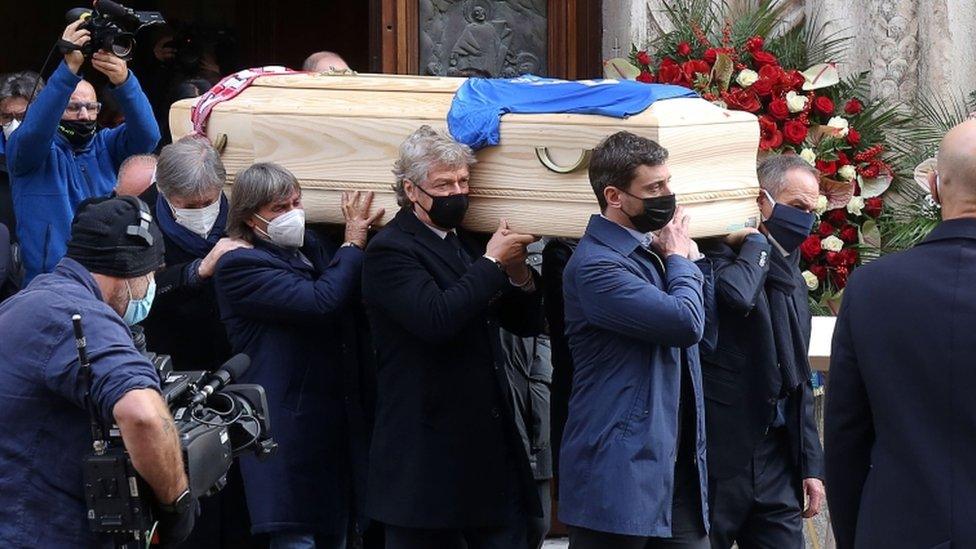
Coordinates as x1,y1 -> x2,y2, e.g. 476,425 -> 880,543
171,73 -> 761,237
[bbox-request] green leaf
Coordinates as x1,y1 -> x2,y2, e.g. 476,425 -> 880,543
713,53 -> 734,92
604,58 -> 641,80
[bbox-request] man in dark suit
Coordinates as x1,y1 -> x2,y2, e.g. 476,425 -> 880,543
826,120 -> 976,548
362,125 -> 545,549
701,154 -> 825,548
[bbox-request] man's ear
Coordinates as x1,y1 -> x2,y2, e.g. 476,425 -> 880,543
604,186 -> 622,210
928,171 -> 941,205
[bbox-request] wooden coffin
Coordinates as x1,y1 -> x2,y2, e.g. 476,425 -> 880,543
170,73 -> 761,238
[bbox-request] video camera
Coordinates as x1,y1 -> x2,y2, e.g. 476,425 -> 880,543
65,0 -> 166,60
74,318 -> 276,547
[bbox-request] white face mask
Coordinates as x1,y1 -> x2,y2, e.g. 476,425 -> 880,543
2,118 -> 20,140
255,208 -> 305,248
171,196 -> 221,238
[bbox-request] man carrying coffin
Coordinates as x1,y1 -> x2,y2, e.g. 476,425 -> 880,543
363,125 -> 545,548
700,154 -> 825,548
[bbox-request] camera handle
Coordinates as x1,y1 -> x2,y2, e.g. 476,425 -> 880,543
71,314 -> 109,451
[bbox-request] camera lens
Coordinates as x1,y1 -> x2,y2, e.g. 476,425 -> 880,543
109,34 -> 136,60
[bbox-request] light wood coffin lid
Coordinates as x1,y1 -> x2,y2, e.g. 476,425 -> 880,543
170,73 -> 761,238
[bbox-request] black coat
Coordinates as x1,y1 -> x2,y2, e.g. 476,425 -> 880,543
362,208 -> 544,529
826,219 -> 976,549
499,329 -> 553,480
701,235 -> 823,483
141,188 -> 232,371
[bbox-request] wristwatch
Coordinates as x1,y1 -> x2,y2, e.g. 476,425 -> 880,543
159,488 -> 192,514
482,254 -> 504,271
341,241 -> 363,250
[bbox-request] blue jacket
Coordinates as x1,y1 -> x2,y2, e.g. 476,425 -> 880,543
0,258 -> 160,548
825,218 -> 976,549
559,215 -> 714,537
6,61 -> 160,283
213,231 -> 364,535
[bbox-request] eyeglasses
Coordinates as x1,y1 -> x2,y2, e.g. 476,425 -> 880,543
64,101 -> 102,114
0,111 -> 25,125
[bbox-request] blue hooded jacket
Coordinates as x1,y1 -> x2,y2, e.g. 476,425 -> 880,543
6,61 -> 160,283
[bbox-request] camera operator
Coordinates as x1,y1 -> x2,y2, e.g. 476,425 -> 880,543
6,20 -> 161,284
0,196 -> 195,548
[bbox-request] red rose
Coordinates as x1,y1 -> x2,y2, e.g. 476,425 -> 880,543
827,208 -> 848,225
800,235 -> 822,263
816,159 -> 837,176
752,50 -> 778,69
847,127 -> 861,146
839,224 -> 859,243
825,251 -> 842,267
657,58 -> 684,85
637,70 -> 655,83
837,151 -> 850,165
682,60 -> 711,83
745,35 -> 765,52
817,221 -> 835,238
832,265 -> 850,288
839,247 -> 859,266
677,42 -> 692,57
783,119 -> 809,145
788,70 -> 806,89
759,64 -> 784,80
703,48 -> 718,64
768,99 -> 790,120
751,77 -> 774,96
758,116 -> 784,150
845,98 -> 863,115
636,50 -> 652,66
864,197 -> 883,218
723,88 -> 761,113
813,96 -> 835,116
809,264 -> 827,280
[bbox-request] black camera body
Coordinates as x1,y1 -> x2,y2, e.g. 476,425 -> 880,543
79,324 -> 275,544
66,0 -> 166,60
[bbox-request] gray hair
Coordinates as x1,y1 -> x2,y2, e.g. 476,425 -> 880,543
155,135 -> 227,201
227,162 -> 302,243
118,153 -> 157,180
392,125 -> 476,207
757,154 -> 820,198
0,71 -> 44,102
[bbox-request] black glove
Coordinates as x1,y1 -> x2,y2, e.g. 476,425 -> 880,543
154,495 -> 199,548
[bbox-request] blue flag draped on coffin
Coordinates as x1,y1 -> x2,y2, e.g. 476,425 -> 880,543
447,75 -> 698,150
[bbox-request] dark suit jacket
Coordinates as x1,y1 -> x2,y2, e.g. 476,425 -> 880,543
826,218 -> 976,549
701,234 -> 823,484
362,208 -> 544,529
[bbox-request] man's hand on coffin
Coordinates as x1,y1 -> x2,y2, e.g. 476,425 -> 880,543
198,238 -> 253,279
652,206 -> 693,258
61,20 -> 90,74
724,227 -> 761,248
92,50 -> 130,86
342,190 -> 385,249
487,218 -> 538,271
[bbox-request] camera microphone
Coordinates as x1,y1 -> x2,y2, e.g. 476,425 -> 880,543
93,0 -> 133,19
189,354 -> 251,408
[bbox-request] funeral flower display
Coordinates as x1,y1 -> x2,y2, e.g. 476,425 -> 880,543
604,1 -> 903,308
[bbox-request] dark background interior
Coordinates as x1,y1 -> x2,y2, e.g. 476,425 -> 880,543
1,0 -> 373,77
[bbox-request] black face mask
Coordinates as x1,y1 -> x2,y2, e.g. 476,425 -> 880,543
620,190 -> 677,233
416,185 -> 470,230
762,190 -> 816,253
58,119 -> 97,148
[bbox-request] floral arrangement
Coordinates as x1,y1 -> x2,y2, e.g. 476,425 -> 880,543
604,1 -> 904,309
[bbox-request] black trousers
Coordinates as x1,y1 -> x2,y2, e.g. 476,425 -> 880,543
708,427 -> 803,549
527,479 -> 552,549
568,458 -> 709,549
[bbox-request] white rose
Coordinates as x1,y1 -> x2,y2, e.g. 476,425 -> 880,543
800,148 -> 817,166
827,116 -> 850,137
837,164 -> 857,181
847,196 -> 865,216
821,235 -> 844,252
802,270 -> 819,290
786,90 -> 808,113
814,194 -> 829,215
736,69 -> 759,88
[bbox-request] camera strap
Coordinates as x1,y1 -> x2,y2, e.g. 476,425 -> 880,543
57,39 -> 83,55
72,314 -> 107,443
